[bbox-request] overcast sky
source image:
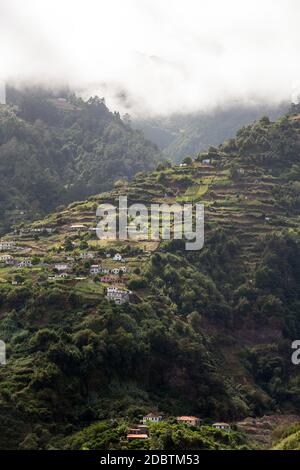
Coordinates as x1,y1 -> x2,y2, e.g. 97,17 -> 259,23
0,0 -> 300,116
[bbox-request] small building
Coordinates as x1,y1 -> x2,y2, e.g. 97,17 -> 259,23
127,424 -> 149,440
18,260 -> 33,268
106,287 -> 130,305
48,273 -> 69,280
113,253 -> 123,262
212,422 -> 231,431
57,273 -> 68,278
142,413 -> 163,424
202,158 -> 211,164
127,433 -> 148,440
70,224 -> 87,231
54,263 -> 70,272
0,241 -> 15,251
177,416 -> 201,426
0,255 -> 12,262
90,265 -> 102,275
111,266 -> 127,275
127,428 -> 148,440
137,425 -> 148,434
79,252 -> 94,259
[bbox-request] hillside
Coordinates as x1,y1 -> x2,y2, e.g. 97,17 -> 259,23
1,112 -> 300,449
0,88 -> 160,234
272,423 -> 300,450
134,104 -> 287,162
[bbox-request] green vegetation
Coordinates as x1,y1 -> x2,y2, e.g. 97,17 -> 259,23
63,421 -> 250,450
272,423 -> 300,450
0,87 -> 160,233
1,109 -> 300,449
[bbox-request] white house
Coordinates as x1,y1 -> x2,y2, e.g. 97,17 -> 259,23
142,413 -> 163,424
202,158 -> 211,164
48,273 -> 69,280
0,241 -> 15,251
79,252 -> 94,259
111,266 -> 127,275
18,260 -> 33,268
90,265 -> 102,275
58,273 -> 68,278
106,287 -> 130,305
0,255 -> 12,262
54,263 -> 70,272
70,224 -> 87,231
113,253 -> 123,262
30,227 -> 54,234
212,423 -> 231,431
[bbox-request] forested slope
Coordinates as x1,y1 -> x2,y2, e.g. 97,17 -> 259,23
1,111 -> 300,449
0,88 -> 160,233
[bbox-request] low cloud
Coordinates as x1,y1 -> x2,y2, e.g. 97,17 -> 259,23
0,0 -> 299,116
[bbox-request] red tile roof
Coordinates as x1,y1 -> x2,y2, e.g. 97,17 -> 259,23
177,416 -> 201,421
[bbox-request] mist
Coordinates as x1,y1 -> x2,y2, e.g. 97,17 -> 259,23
1,0 -> 300,116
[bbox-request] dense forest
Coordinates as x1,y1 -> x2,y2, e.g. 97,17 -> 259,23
0,87 -> 160,233
1,109 -> 300,449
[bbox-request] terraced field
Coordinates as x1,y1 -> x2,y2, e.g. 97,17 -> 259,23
2,114 -> 300,450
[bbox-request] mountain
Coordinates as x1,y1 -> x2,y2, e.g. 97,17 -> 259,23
0,87 -> 160,234
1,111 -> 300,449
134,104 -> 288,162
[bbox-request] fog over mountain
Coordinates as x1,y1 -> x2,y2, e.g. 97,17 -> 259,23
1,0 -> 300,116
